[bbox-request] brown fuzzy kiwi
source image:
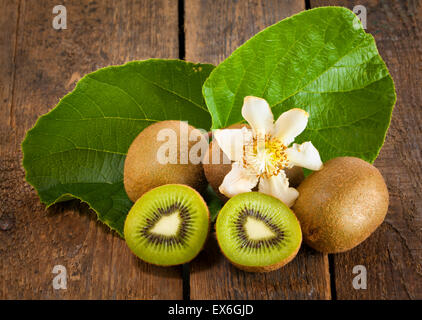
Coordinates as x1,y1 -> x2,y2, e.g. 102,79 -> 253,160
292,157 -> 389,253
202,139 -> 232,202
124,120 -> 207,202
203,123 -> 305,201
284,166 -> 305,188
202,123 -> 249,201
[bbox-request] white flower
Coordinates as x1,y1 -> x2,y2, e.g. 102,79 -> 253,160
214,96 -> 323,207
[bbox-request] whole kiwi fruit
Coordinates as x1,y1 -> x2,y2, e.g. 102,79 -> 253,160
124,184 -> 210,266
203,123 -> 304,201
124,120 -> 207,202
202,139 -> 232,202
216,192 -> 302,272
292,156 -> 389,253
202,123 -> 248,201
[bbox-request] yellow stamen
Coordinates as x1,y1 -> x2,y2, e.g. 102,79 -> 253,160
242,135 -> 289,178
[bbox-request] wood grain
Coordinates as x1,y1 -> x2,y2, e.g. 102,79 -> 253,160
311,0 -> 422,299
185,0 -> 331,300
0,0 -> 19,154
0,0 -> 183,299
185,0 -> 306,64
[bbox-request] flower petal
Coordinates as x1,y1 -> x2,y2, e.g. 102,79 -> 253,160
219,163 -> 259,198
286,141 -> 323,171
273,108 -> 309,145
241,96 -> 274,136
214,128 -> 251,162
258,172 -> 299,207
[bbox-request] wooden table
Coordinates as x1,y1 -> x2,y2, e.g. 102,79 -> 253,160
0,0 -> 420,300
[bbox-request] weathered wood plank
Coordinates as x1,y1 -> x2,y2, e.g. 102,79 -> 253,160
185,0 -> 331,299
0,0 -> 19,154
311,0 -> 422,299
0,0 -> 182,299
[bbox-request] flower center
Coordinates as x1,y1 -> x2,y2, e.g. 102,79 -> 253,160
242,134 -> 289,178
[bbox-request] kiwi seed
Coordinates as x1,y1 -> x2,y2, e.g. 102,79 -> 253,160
293,156 -> 389,253
124,184 -> 210,266
216,192 -> 302,272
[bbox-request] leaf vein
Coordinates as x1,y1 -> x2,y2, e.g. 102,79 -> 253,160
133,71 -> 209,113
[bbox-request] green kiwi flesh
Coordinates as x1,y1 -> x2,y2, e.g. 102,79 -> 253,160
293,157 -> 389,253
124,184 -> 210,266
216,192 -> 302,272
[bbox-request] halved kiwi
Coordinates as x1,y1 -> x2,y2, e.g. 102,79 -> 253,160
124,184 -> 210,266
216,192 -> 302,272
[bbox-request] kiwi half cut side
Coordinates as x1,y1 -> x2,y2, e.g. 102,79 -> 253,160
216,192 -> 302,272
124,184 -> 210,266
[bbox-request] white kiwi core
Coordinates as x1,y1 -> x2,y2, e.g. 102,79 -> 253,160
150,210 -> 181,236
244,216 -> 276,240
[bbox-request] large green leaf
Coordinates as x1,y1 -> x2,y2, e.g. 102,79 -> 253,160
22,59 -> 214,237
203,7 -> 396,163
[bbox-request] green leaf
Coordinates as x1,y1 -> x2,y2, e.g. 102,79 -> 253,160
22,59 -> 215,237
203,7 -> 396,163
203,185 -> 224,222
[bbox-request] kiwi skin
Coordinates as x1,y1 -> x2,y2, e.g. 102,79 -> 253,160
202,140 -> 232,202
124,120 -> 207,203
124,184 -> 211,267
202,123 -> 248,201
284,166 -> 305,189
203,123 -> 304,201
216,192 -> 302,273
292,157 -> 389,254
